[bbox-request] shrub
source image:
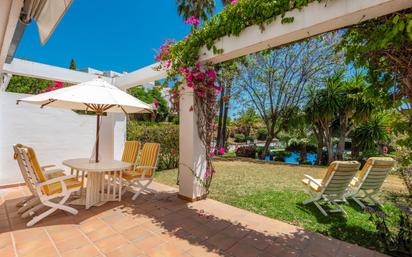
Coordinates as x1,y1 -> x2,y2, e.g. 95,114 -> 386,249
256,128 -> 268,141
234,133 -> 246,142
127,121 -> 178,170
235,145 -> 256,158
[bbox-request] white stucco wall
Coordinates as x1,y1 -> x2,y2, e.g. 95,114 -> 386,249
0,91 -> 97,184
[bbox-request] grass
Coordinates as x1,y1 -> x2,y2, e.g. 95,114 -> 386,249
154,160 -> 409,252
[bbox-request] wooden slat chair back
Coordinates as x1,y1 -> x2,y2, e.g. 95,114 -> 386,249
122,143 -> 160,200
302,161 -> 360,216
345,157 -> 396,208
121,140 -> 140,165
13,144 -> 81,226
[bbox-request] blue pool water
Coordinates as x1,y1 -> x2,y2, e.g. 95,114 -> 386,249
284,152 -> 317,165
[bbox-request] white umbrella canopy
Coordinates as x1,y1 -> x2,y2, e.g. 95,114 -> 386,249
17,78 -> 153,114
17,78 -> 154,162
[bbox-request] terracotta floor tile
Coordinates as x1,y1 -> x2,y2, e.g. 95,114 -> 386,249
144,242 -> 185,257
15,237 -> 54,256
0,232 -> 12,249
227,241 -> 263,257
94,233 -> 129,254
60,244 -> 100,257
19,246 -> 58,257
47,226 -> 83,242
206,233 -> 238,251
121,225 -> 153,242
54,234 -> 90,253
84,223 -> 116,242
0,245 -> 15,257
105,243 -> 143,257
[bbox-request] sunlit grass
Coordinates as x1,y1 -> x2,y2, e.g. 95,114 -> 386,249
154,160 -> 407,251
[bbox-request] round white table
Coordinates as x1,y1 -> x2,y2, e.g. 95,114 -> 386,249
63,158 -> 131,209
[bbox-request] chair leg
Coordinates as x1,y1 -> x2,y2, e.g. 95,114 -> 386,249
132,179 -> 153,200
18,197 -> 40,214
16,196 -> 35,208
26,193 -> 77,227
351,196 -> 366,209
313,201 -> 328,216
330,200 -> 347,215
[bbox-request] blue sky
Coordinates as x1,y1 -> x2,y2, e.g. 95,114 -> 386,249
16,1 -> 222,73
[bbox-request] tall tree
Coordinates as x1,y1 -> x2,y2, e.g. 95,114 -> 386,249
69,58 -> 77,70
215,60 -> 239,152
176,0 -> 231,22
234,34 -> 343,158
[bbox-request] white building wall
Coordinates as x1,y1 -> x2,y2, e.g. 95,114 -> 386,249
0,92 -> 99,184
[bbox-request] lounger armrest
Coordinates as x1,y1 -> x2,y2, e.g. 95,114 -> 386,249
41,165 -> 56,170
136,166 -> 157,178
44,169 -> 64,176
352,177 -> 359,182
304,175 -> 322,187
36,175 -> 76,187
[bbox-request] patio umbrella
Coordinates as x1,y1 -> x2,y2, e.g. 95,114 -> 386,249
17,78 -> 153,162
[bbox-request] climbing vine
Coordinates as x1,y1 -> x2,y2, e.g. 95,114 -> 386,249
154,0 -> 326,193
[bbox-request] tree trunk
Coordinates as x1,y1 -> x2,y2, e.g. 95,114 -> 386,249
336,116 -> 348,160
215,85 -> 225,154
261,135 -> 274,160
220,84 -> 231,151
316,143 -> 323,165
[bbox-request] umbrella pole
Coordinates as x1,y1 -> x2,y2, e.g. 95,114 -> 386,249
96,113 -> 100,163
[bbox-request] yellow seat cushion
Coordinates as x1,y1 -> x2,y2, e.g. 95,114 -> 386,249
122,170 -> 139,180
42,178 -> 81,196
302,178 -> 322,192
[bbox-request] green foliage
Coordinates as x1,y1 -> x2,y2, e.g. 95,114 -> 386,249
352,114 -> 390,153
165,0 -> 322,79
128,87 -> 169,121
256,128 -> 268,141
6,75 -> 52,94
69,58 -> 77,70
366,205 -> 412,256
127,121 -> 178,170
234,133 -> 246,142
235,145 -> 256,158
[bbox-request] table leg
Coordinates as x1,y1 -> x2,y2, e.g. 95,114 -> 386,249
86,172 -> 104,209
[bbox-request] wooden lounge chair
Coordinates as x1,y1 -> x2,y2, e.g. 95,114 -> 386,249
345,157 -> 396,209
14,144 -> 81,226
302,161 -> 360,216
13,144 -> 68,215
122,143 -> 160,200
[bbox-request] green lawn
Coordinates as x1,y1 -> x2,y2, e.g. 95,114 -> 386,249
154,160 -> 408,252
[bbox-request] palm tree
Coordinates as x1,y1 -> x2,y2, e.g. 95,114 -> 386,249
335,73 -> 373,160
176,0 -> 232,22
305,74 -> 342,164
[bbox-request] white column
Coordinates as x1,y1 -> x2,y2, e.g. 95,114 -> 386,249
92,113 -> 126,161
178,84 -> 208,201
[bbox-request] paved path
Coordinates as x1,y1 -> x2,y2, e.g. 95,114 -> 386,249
0,182 -> 388,257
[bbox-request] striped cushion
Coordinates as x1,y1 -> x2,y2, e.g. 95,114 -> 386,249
121,141 -> 140,164
351,157 -> 395,188
122,143 -> 160,180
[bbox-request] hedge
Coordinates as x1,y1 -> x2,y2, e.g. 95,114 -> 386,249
127,121 -> 178,170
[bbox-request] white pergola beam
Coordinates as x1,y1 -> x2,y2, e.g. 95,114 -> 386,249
3,58 -> 111,84
200,0 -> 412,64
115,63 -> 166,90
115,0 -> 412,89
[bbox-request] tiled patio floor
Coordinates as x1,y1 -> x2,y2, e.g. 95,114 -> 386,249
0,182 -> 387,257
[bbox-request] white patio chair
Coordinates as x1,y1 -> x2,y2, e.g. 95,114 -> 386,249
345,157 -> 396,209
302,161 -> 360,216
122,143 -> 160,200
13,144 -> 67,214
14,144 -> 81,226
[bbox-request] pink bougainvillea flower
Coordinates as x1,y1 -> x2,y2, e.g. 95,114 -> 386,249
153,100 -> 159,108
184,16 -> 201,27
206,69 -> 216,78
54,81 -> 63,88
219,147 -> 225,155
231,0 -> 238,4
